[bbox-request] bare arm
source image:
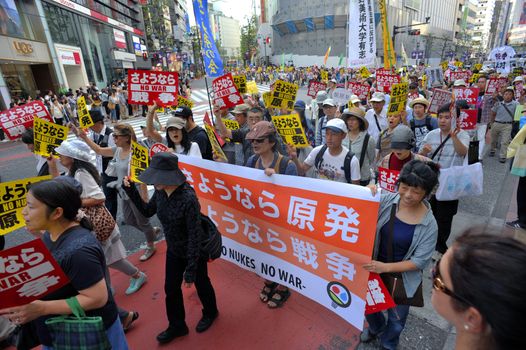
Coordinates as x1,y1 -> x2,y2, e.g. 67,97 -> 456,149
75,130 -> 114,158
214,113 -> 232,139
146,103 -> 163,142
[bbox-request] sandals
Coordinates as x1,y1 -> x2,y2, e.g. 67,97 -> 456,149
259,281 -> 278,302
122,311 -> 139,333
267,288 -> 291,309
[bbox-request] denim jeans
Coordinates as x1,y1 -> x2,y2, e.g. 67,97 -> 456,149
365,304 -> 411,350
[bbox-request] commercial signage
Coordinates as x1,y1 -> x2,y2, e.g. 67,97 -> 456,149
113,28 -> 127,49
58,50 -> 81,65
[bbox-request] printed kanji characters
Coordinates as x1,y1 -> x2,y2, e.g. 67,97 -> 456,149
324,204 -> 360,243
325,252 -> 357,281
290,237 -> 319,269
287,196 -> 317,231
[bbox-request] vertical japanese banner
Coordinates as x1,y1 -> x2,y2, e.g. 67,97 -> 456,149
176,155 -> 380,329
233,75 -> 247,94
378,0 -> 395,68
130,141 -> 149,183
348,0 -> 376,68
203,112 -> 227,158
128,70 -> 179,107
32,118 -> 69,158
387,82 -> 409,116
271,114 -> 309,148
0,101 -> 53,140
0,239 -> 70,308
212,73 -> 244,109
193,0 -> 224,77
365,273 -> 396,315
269,80 -> 299,111
77,96 -> 93,129
0,176 -> 51,235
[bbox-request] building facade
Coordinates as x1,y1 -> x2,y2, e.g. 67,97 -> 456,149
507,0 -> 526,52
488,0 -> 512,49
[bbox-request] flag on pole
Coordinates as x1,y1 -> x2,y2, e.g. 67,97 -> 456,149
338,53 -> 344,66
378,0 -> 396,69
192,0 -> 224,77
323,46 -> 331,65
401,42 -> 409,66
281,53 -> 285,70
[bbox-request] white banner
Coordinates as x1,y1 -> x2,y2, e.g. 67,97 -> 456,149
348,0 -> 376,68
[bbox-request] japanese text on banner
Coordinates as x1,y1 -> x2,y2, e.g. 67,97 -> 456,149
0,176 -> 51,235
0,101 -> 53,140
270,80 -> 298,111
307,81 -> 327,98
365,273 -> 396,315
130,141 -> 149,183
0,239 -> 70,309
320,70 -> 328,82
212,73 -> 244,109
378,167 -> 400,193
192,0 -> 224,77
233,75 -> 247,94
375,69 -> 400,94
262,92 -> 272,108
348,82 -> 370,101
148,143 -> 170,158
359,66 -> 371,78
176,155 -> 379,330
271,114 -> 309,148
223,119 -> 240,130
175,96 -> 194,109
428,89 -> 452,115
458,110 -> 477,130
485,77 -> 508,94
128,69 -> 179,107
32,118 -> 68,158
348,0 -> 376,68
203,112 -> 227,161
387,82 -> 408,116
452,87 -> 479,105
77,96 -> 93,129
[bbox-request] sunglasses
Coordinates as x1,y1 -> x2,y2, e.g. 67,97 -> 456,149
250,138 -> 266,144
432,258 -> 472,306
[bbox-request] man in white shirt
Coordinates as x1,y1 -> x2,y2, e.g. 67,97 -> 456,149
290,118 -> 361,184
365,92 -> 388,141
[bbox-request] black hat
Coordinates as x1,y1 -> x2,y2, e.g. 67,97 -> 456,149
89,109 -> 104,123
138,152 -> 186,186
172,106 -> 193,119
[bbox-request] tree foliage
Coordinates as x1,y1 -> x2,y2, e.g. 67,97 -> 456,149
240,15 -> 258,62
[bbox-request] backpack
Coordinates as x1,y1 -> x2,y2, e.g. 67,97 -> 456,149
200,214 -> 223,261
314,145 -> 355,183
252,153 -> 290,174
409,116 -> 434,134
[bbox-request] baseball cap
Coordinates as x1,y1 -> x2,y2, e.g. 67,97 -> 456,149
165,116 -> 186,130
390,125 -> 415,150
172,106 -> 192,119
326,118 -> 347,134
232,104 -> 250,114
453,79 -> 467,87
370,92 -> 386,102
322,98 -> 336,107
349,95 -> 361,104
245,121 -> 276,140
316,91 -> 328,103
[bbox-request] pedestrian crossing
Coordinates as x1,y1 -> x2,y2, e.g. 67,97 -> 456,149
66,83 -> 270,141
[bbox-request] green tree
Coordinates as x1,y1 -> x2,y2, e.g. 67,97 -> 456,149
240,15 -> 258,64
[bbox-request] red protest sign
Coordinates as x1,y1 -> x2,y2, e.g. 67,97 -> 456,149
485,77 -> 508,94
450,70 -> 472,83
378,167 -> 400,193
148,142 -> 170,158
0,239 -> 69,309
203,112 -> 225,147
307,81 -> 327,98
128,70 -> 179,107
365,273 -> 396,315
458,109 -> 478,130
428,89 -> 452,114
0,101 -> 53,140
452,87 -> 479,105
515,83 -> 523,101
376,69 -> 400,94
348,82 -> 371,101
212,73 -> 244,109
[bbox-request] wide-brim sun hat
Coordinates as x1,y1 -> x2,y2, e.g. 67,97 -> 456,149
54,139 -> 95,163
409,97 -> 430,109
341,107 -> 368,130
138,152 -> 186,186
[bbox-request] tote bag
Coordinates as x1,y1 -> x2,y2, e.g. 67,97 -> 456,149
435,156 -> 483,201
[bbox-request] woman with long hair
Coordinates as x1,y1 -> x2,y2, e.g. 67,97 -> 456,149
164,116 -> 201,157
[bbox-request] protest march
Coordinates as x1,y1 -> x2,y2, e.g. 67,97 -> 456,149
0,0 -> 525,349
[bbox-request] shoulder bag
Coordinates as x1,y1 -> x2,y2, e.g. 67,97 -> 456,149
80,205 -> 116,242
435,155 -> 483,201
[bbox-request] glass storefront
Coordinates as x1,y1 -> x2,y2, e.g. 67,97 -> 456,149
0,64 -> 38,100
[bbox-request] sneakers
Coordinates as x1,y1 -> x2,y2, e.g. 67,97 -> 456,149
195,312 -> 218,333
153,226 -> 162,241
140,246 -> 156,261
506,220 -> 526,229
125,272 -> 147,295
156,325 -> 189,344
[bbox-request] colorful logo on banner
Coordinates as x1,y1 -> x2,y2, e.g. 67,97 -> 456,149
233,75 -> 247,94
387,82 -> 409,116
365,273 -> 396,315
270,80 -> 299,111
130,141 -> 149,183
203,112 -> 227,161
376,69 -> 400,94
212,73 -> 243,109
148,143 -> 170,158
452,87 -> 479,105
0,176 -> 51,235
32,118 -> 68,158
175,155 -> 379,329
77,96 -> 93,129
307,81 -> 327,98
0,239 -> 70,309
192,0 -> 224,77
348,0 -> 376,68
0,101 -> 53,140
485,77 -> 509,94
458,110 -> 478,130
128,70 -> 179,107
271,114 -> 309,148
428,89 -> 452,115
378,167 -> 400,193
348,82 -> 371,101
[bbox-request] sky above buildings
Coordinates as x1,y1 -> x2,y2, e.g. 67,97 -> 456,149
186,0 -> 259,25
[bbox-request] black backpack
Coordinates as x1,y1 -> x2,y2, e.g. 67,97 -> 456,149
409,116 -> 434,134
314,145 -> 355,183
200,214 -> 223,260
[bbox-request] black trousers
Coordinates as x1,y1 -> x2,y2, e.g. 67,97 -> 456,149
101,173 -> 118,219
429,196 -> 459,254
518,176 -> 526,227
165,250 -> 218,329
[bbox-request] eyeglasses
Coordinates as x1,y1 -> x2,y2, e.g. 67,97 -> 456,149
250,138 -> 266,144
432,258 -> 472,306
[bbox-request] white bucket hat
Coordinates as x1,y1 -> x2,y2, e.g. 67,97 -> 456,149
54,139 -> 95,163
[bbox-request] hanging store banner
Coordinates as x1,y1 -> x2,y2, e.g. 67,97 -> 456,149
0,101 -> 53,140
348,0 -> 376,68
192,0 -> 224,77
128,70 -> 179,107
176,155 -> 380,330
113,29 -> 127,49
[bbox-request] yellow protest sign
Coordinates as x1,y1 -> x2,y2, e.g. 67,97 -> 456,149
204,124 -> 227,162
440,61 -> 448,71
223,119 -> 240,130
262,92 -> 272,108
156,107 -> 165,113
320,70 -> 328,82
77,96 -> 93,129
33,117 -> 69,158
378,0 -> 396,68
454,61 -> 463,68
130,141 -> 149,183
269,80 -> 299,111
246,81 -> 259,94
470,73 -> 481,83
174,95 -> 194,109
233,75 -> 247,94
0,175 -> 51,235
359,66 -> 371,78
271,114 -> 309,148
421,74 -> 427,88
387,82 -> 409,116
473,63 -> 482,71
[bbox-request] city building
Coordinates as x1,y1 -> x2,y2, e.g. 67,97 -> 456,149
209,1 -> 241,61
473,0 -> 496,52
488,0 -> 513,49
505,0 -> 526,52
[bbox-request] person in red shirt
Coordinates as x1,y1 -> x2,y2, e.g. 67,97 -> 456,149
378,125 -> 431,171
